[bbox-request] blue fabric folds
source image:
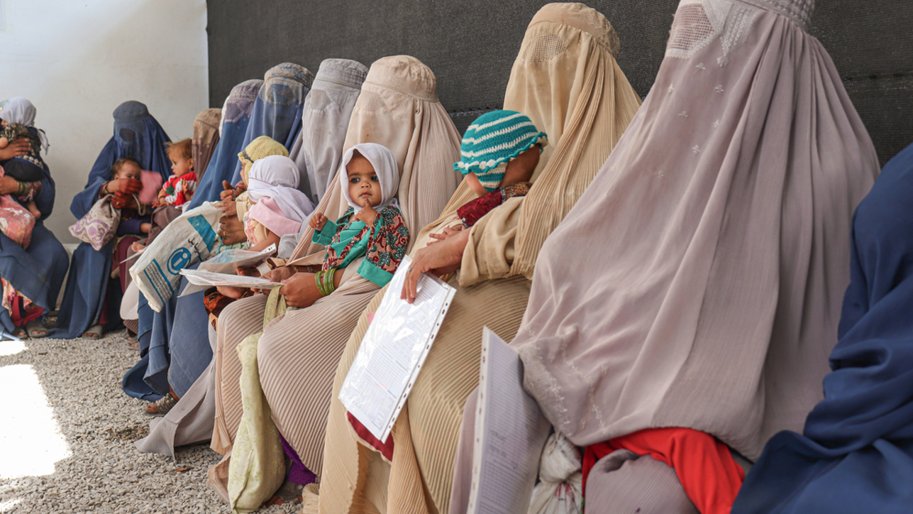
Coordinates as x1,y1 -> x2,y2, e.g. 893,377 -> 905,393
188,79 -> 262,208
228,63 -> 313,185
53,101 -> 171,339
733,144 -> 913,513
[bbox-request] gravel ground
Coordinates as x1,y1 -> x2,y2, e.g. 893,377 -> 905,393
0,331 -> 317,513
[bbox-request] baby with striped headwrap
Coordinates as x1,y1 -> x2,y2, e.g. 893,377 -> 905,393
452,109 -> 547,228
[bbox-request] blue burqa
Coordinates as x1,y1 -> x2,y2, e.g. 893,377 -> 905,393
228,63 -> 313,185
0,128 -> 68,332
187,79 -> 262,209
733,144 -> 913,513
123,79 -> 262,400
53,101 -> 171,339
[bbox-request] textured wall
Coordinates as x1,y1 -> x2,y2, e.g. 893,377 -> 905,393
0,0 -> 209,243
207,0 -> 913,163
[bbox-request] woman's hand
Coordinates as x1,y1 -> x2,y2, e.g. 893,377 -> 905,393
0,138 -> 30,160
0,176 -> 20,195
401,228 -> 471,303
264,266 -> 297,283
105,177 -> 142,195
279,272 -> 321,308
219,180 -> 235,201
218,203 -> 246,245
309,212 -> 327,230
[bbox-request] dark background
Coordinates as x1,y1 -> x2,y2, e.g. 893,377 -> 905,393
206,0 -> 913,163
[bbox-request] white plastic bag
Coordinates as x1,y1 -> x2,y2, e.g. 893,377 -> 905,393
129,202 -> 223,311
528,433 -> 583,514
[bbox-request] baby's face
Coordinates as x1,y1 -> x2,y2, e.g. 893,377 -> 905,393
501,146 -> 540,186
116,161 -> 142,182
347,154 -> 382,208
170,155 -> 193,176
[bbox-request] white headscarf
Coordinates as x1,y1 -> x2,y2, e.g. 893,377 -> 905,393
246,155 -> 315,225
1,97 -> 48,152
338,143 -> 399,212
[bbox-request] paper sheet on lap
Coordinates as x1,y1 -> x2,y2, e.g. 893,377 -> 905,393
340,255 -> 456,442
468,328 -> 551,514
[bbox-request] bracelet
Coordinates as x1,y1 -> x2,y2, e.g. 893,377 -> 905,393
17,180 -> 29,196
314,268 -> 337,297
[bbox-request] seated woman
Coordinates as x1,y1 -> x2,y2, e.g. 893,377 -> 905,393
134,59 -> 367,458
54,100 -> 171,339
211,55 -> 462,495
733,144 -> 913,513
317,5 -> 640,512
0,97 -> 68,339
125,136 -> 288,405
451,1 -> 878,513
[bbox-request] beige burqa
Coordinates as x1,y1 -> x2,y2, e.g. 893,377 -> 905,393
210,56 -> 462,485
191,108 -> 222,182
511,0 -> 879,504
318,4 -> 641,512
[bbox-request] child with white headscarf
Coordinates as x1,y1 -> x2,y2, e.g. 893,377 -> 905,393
304,142 -> 408,301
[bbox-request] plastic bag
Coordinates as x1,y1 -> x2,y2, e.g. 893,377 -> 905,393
529,433 -> 583,514
129,201 -> 222,311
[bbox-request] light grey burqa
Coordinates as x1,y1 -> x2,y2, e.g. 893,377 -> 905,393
512,0 -> 878,500
279,59 -> 367,258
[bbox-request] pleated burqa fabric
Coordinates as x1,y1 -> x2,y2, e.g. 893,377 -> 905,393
191,108 -> 221,183
289,58 -> 367,205
229,62 -> 314,185
189,79 -> 261,209
513,0 -> 878,494
210,56 -> 462,485
318,4 -> 641,512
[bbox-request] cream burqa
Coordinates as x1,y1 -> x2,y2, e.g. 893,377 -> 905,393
512,0 -> 879,503
318,4 -> 641,512
211,56 -> 462,484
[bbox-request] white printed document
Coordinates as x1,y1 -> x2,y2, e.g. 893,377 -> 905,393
178,269 -> 281,292
178,244 -> 277,296
339,255 -> 456,442
467,328 -> 551,514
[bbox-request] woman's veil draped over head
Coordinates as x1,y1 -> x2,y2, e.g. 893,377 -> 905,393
189,79 -> 262,208
230,63 -> 314,184
515,0 -> 878,464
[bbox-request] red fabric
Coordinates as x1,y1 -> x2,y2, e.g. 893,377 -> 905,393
581,428 -> 744,514
9,293 -> 43,327
456,182 -> 531,228
347,412 -> 394,461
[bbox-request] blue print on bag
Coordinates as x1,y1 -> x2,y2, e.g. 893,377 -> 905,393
167,247 -> 192,275
188,214 -> 218,251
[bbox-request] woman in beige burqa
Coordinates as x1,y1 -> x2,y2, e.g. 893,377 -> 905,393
318,4 -> 641,512
210,55 -> 463,485
454,0 -> 879,512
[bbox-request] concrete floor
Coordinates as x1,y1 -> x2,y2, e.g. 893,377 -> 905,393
0,331 -> 316,513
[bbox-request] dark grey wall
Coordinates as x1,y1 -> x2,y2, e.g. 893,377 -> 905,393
207,1 -> 913,163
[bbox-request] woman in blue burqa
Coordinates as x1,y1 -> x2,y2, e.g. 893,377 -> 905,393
53,101 -> 170,339
0,97 -> 69,338
733,143 -> 913,513
123,64 -> 313,402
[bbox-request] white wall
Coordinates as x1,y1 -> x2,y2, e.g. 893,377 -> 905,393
0,0 -> 209,243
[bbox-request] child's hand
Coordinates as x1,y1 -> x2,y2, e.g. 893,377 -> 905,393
131,241 -> 145,253
429,225 -> 463,244
216,285 -> 245,299
309,212 -> 327,231
353,199 -> 378,226
140,222 -> 152,234
106,177 -> 142,195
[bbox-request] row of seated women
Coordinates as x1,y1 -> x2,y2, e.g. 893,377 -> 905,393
4,0 -> 909,512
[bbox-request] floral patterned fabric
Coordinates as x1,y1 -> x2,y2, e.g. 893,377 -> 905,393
456,182 -> 531,228
314,205 -> 409,287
